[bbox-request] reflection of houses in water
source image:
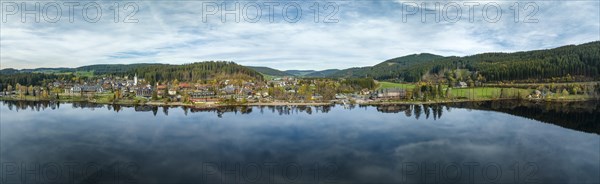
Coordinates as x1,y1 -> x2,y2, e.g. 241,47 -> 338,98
189,106 -> 252,118
263,105 -> 333,115
135,105 -> 153,112
376,105 -> 410,113
71,102 -> 104,109
186,105 -> 334,117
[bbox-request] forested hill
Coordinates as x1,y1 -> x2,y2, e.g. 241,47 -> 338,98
129,61 -> 264,83
78,63 -> 166,75
330,53 -> 444,80
303,69 -> 341,77
247,66 -> 292,76
284,70 -> 316,76
247,67 -> 340,77
0,61 -> 264,86
331,41 -> 600,82
0,63 -> 164,75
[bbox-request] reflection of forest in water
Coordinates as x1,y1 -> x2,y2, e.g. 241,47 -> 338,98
449,100 -> 600,134
2,100 -> 599,134
373,100 -> 600,134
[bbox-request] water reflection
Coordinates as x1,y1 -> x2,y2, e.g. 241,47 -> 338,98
447,100 -> 600,134
0,100 -> 598,184
3,100 -> 598,134
2,101 -> 336,117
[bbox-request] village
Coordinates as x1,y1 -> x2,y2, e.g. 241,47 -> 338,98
0,74 -> 393,106
1,72 -> 597,107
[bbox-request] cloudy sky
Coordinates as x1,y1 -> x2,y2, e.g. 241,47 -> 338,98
1,1 -> 599,70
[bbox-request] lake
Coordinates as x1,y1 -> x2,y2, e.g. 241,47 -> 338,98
0,100 -> 598,184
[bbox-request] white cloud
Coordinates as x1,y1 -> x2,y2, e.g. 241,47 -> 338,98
0,1 -> 598,70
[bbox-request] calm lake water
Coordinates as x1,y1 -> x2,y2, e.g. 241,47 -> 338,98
0,101 -> 598,184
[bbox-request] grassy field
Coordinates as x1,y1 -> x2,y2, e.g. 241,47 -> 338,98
374,81 -> 546,99
450,87 -> 531,99
377,82 -> 416,90
377,82 -> 532,99
486,81 -> 598,87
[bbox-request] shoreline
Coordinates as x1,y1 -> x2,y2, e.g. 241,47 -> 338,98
1,96 -> 597,108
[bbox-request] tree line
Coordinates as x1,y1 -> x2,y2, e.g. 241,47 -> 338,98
0,73 -> 74,90
332,41 -> 600,83
128,61 -> 264,84
0,61 -> 264,89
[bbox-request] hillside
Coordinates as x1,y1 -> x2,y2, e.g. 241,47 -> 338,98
0,61 -> 264,86
77,63 -> 165,75
331,41 -> 600,82
127,61 -> 264,83
0,63 -> 163,75
244,67 -> 340,77
283,69 -> 341,77
0,67 -> 73,74
304,69 -> 340,77
248,66 -> 291,76
375,53 -> 445,68
331,53 -> 444,80
284,70 -> 316,76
